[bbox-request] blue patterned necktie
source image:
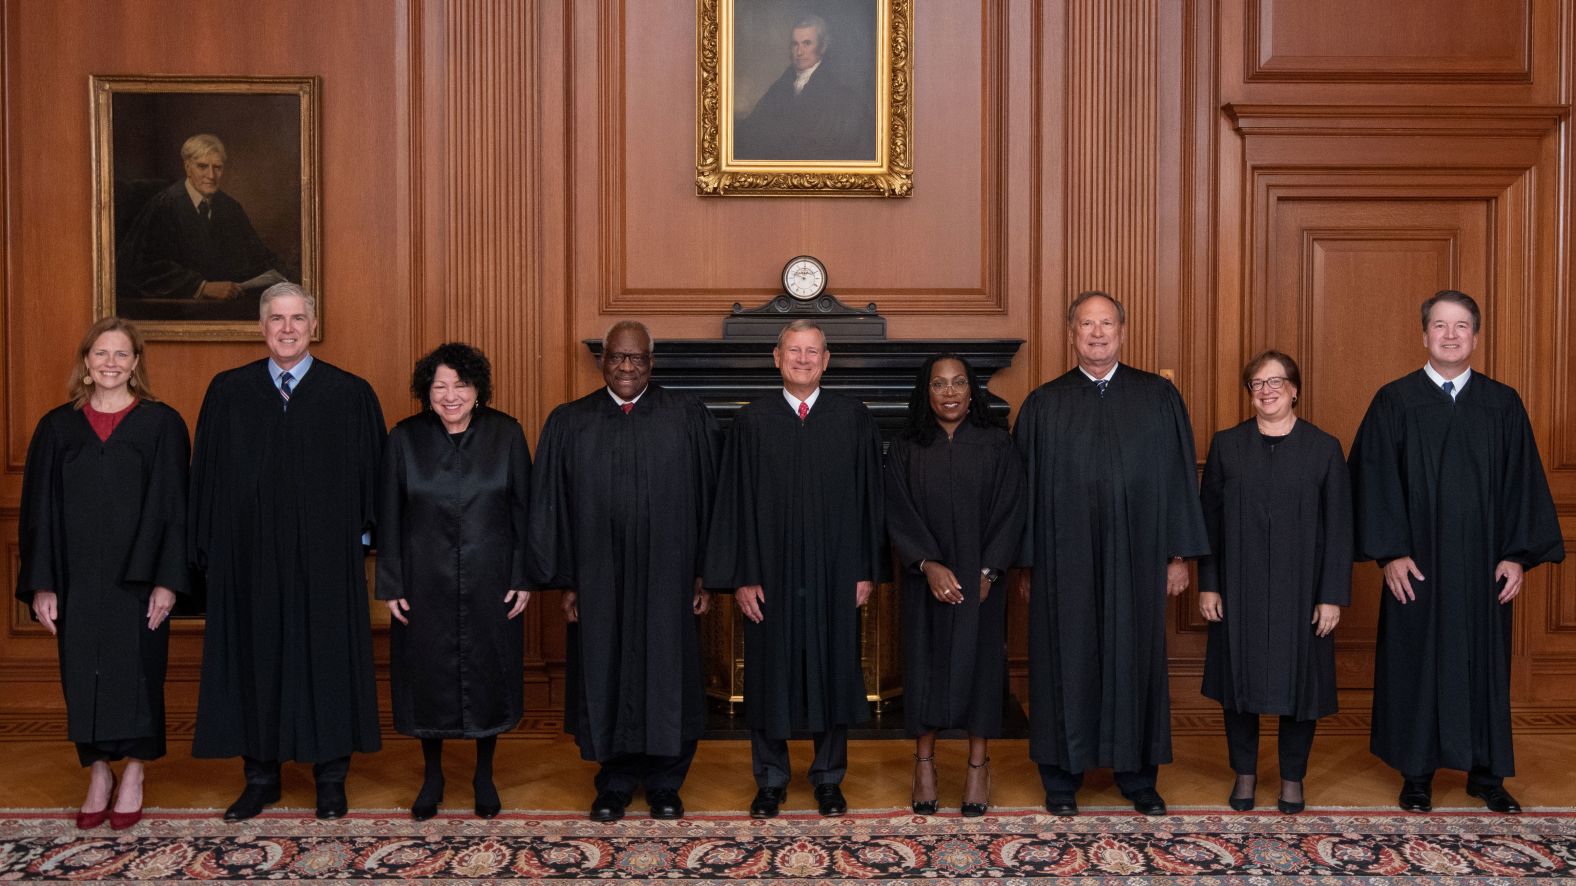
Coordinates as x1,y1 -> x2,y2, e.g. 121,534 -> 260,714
1442,380 -> 1454,400
279,371 -> 294,410
1096,378 -> 1109,398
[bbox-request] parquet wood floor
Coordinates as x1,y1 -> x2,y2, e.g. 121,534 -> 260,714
4,731 -> 1572,816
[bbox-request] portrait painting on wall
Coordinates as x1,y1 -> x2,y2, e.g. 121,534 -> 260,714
696,0 -> 913,197
91,76 -> 320,340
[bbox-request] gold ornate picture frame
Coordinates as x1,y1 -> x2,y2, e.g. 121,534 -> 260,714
91,75 -> 321,341
696,0 -> 913,197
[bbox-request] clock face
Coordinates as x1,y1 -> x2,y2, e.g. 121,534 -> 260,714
782,255 -> 827,301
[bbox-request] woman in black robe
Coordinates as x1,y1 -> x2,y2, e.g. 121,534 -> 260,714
885,354 -> 1026,817
376,343 -> 532,820
17,317 -> 188,830
1198,350 -> 1352,814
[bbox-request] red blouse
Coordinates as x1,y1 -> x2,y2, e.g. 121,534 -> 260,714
83,400 -> 136,443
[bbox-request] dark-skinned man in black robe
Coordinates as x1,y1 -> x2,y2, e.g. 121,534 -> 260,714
1350,289 -> 1563,815
705,319 -> 885,819
529,320 -> 720,823
1011,290 -> 1209,818
190,283 -> 385,822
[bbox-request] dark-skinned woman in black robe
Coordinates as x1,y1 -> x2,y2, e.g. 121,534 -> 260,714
885,354 -> 1026,817
17,317 -> 188,831
376,343 -> 532,820
1198,350 -> 1351,814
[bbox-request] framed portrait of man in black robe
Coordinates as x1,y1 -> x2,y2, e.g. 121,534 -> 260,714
91,75 -> 319,340
696,0 -> 913,196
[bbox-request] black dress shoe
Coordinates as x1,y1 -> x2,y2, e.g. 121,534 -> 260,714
1127,788 -> 1167,816
1229,775 -> 1256,811
814,783 -> 847,816
473,777 -> 501,819
1467,784 -> 1522,814
749,786 -> 785,819
589,791 -> 628,823
411,801 -> 439,821
647,788 -> 684,820
1276,796 -> 1305,814
1398,780 -> 1432,813
223,783 -> 281,822
1044,792 -> 1078,817
315,781 -> 348,820
411,778 -> 444,821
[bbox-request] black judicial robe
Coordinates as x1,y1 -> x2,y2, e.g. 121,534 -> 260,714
884,423 -> 1026,737
16,401 -> 189,752
1199,419 -> 1352,721
1350,370 -> 1563,777
529,385 -> 719,761
190,359 -> 385,763
1013,365 -> 1209,773
377,409 -> 531,739
704,389 -> 885,738
117,183 -> 284,300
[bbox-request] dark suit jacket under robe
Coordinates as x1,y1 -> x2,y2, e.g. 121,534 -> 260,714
1350,369 -> 1563,778
377,408 -> 531,739
116,182 -> 283,300
16,401 -> 189,754
1199,419 -> 1352,721
704,389 -> 885,739
884,422 -> 1026,737
190,359 -> 385,764
1013,365 -> 1209,774
529,385 -> 720,761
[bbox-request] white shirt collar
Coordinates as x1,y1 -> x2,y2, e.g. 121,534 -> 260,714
1078,362 -> 1119,384
268,354 -> 313,384
793,61 -> 822,94
1423,363 -> 1471,397
607,386 -> 648,407
184,179 -> 208,210
783,387 -> 822,413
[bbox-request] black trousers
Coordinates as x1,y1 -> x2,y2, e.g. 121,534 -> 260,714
595,740 -> 699,797
1222,710 -> 1317,780
751,725 -> 847,788
76,736 -> 163,767
1038,763 -> 1158,797
244,754 -> 350,786
1403,765 -> 1504,790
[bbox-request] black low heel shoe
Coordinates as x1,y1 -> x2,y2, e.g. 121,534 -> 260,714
960,758 -> 990,818
1229,775 -> 1256,811
474,778 -> 501,819
411,777 -> 444,821
1277,780 -> 1305,815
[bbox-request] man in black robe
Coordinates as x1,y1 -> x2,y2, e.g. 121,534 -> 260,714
190,282 -> 385,822
705,319 -> 885,819
1012,290 -> 1209,817
733,15 -> 874,161
529,320 -> 720,823
1350,289 -> 1563,815
116,134 -> 289,312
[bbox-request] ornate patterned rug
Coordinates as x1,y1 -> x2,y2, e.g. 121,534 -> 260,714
2,807 -> 1571,882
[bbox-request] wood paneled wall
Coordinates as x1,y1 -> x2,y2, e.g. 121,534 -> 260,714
3,0 -> 1574,739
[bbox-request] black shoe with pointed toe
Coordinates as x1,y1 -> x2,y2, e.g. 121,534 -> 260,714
1466,784 -> 1522,814
223,783 -> 281,822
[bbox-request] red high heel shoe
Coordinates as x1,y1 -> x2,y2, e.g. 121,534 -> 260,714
110,778 -> 144,830
76,774 -> 115,829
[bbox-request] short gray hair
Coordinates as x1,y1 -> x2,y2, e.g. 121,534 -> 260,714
1066,290 -> 1126,327
181,133 -> 227,164
601,319 -> 654,354
258,282 -> 317,323
793,14 -> 829,52
775,318 -> 827,349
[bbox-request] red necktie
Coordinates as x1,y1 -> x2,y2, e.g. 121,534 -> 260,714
622,402 -> 634,414
798,401 -> 809,420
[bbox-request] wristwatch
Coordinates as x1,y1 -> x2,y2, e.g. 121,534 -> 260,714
981,568 -> 1000,583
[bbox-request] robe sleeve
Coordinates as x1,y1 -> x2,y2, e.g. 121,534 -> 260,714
508,420 -> 534,590
1163,382 -> 1210,559
15,413 -> 61,604
356,382 -> 386,546
858,409 -> 888,583
703,408 -> 763,590
1317,435 -> 1355,605
187,375 -> 228,574
1348,386 -> 1410,564
981,435 -> 1028,573
688,399 -> 723,579
374,425 -> 409,601
1011,391 -> 1041,569
1196,431 -> 1226,595
1496,391 -> 1564,569
123,406 -> 192,594
525,409 -> 577,589
882,438 -> 944,571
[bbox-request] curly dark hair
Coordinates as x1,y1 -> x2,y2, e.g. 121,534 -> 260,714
411,342 -> 492,410
898,353 -> 1004,446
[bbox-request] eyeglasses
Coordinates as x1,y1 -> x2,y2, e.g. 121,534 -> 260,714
606,352 -> 651,368
929,378 -> 969,392
1247,376 -> 1289,392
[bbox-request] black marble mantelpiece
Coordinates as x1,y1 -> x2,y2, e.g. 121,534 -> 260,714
584,338 -> 1025,439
